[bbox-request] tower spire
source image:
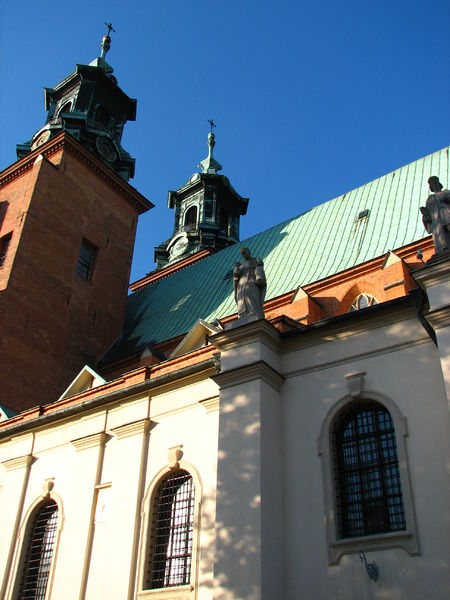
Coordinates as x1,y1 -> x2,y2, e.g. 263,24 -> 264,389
198,119 -> 223,174
101,22 -> 115,59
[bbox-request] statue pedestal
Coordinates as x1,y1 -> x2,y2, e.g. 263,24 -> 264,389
413,254 -> 450,407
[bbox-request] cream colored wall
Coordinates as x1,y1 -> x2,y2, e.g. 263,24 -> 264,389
280,314 -> 450,600
0,378 -> 219,600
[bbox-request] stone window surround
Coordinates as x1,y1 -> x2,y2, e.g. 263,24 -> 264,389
317,392 -> 419,565
7,490 -> 64,600
136,461 -> 202,600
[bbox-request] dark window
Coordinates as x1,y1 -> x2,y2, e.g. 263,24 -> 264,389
184,206 -> 197,230
146,470 -> 194,589
0,232 -> 12,267
219,208 -> 228,231
18,500 -> 58,600
76,239 -> 97,281
333,402 -> 406,538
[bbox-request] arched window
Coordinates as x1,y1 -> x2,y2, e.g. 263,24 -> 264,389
333,401 -> 406,538
17,500 -> 59,599
184,206 -> 197,230
349,293 -> 378,311
145,470 -> 195,589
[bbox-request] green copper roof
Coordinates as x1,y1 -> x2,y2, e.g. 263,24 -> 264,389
104,147 -> 449,363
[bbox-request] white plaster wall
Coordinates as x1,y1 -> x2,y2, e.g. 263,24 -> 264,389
280,317 -> 450,599
0,379 -> 220,600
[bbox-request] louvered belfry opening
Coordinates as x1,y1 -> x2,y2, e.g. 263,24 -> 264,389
147,470 -> 195,589
333,402 -> 406,538
18,500 -> 58,600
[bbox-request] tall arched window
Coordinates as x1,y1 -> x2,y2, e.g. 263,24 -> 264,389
333,401 -> 406,538
17,500 -> 59,599
145,470 -> 195,589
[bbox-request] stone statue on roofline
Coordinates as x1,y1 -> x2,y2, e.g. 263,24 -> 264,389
420,176 -> 450,255
231,247 -> 266,326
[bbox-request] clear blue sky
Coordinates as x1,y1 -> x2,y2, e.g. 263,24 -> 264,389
1,0 -> 449,283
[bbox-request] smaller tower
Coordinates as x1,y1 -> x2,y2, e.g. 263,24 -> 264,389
154,124 -> 249,268
17,26 -> 136,181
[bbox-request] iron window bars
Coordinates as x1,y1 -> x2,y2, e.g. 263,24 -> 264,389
18,500 -> 58,600
147,470 -> 195,589
333,402 -> 406,538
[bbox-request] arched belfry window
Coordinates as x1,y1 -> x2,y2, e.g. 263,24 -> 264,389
184,206 -> 197,230
145,469 -> 195,589
333,401 -> 406,538
17,500 -> 59,599
349,293 -> 378,311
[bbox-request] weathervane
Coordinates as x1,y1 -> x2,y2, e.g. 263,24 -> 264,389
105,22 -> 116,36
207,119 -> 216,133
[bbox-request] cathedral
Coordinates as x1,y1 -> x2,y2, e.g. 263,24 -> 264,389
0,34 -> 449,600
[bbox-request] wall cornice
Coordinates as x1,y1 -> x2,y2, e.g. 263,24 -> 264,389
212,360 -> 284,391
211,319 -> 281,352
1,453 -> 35,471
0,131 -> 153,214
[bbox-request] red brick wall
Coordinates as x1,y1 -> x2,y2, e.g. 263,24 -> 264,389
0,147 -> 143,411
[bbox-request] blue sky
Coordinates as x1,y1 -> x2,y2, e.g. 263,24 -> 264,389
1,0 -> 449,283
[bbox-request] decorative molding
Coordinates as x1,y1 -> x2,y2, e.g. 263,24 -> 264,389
71,432 -> 108,451
111,418 -> 151,439
2,454 -> 35,471
211,319 -> 281,353
41,477 -> 55,498
212,360 -> 284,391
345,371 -> 366,399
199,397 -> 219,413
413,256 -> 450,288
168,445 -> 183,469
384,279 -> 405,291
425,306 -> 450,330
0,131 -> 152,214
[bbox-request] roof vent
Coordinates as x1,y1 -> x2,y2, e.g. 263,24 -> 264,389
357,209 -> 369,220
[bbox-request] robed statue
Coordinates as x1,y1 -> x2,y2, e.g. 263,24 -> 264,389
420,176 -> 450,254
233,247 -> 266,322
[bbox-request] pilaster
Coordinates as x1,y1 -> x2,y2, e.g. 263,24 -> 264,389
413,256 -> 450,405
211,320 -> 284,600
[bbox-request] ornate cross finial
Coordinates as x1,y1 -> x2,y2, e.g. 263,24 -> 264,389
207,119 -> 216,133
105,22 -> 116,36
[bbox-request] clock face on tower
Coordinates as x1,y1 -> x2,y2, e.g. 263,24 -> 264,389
169,236 -> 189,259
96,136 -> 117,162
31,130 -> 51,150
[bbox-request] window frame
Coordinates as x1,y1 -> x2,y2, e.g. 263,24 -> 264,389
9,493 -> 64,600
136,463 -> 202,600
317,393 -> 419,565
76,238 -> 98,282
0,231 -> 13,268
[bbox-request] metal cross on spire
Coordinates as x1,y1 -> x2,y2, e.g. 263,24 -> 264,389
207,119 -> 216,133
105,22 -> 116,36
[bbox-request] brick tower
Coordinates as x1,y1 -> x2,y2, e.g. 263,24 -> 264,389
0,33 -> 153,412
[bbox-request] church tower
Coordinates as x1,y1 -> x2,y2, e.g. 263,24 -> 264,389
154,124 -> 248,268
0,32 -> 152,412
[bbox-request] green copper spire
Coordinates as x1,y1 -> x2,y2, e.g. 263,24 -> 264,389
198,120 -> 223,174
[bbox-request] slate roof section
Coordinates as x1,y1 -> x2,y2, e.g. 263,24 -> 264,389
104,147 -> 449,363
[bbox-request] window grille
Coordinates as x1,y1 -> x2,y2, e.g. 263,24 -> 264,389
146,470 -> 194,589
76,239 -> 97,281
18,500 -> 58,600
333,402 -> 406,538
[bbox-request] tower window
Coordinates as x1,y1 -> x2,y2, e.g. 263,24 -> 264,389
18,500 -> 59,599
76,239 -> 97,281
146,470 -> 195,589
333,401 -> 406,538
0,232 -> 12,268
219,208 -> 229,231
184,206 -> 197,231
